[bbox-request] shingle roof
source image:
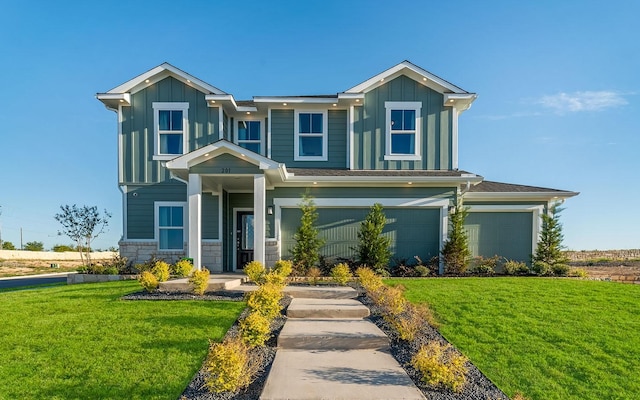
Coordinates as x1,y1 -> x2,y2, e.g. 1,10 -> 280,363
236,100 -> 255,107
288,168 -> 477,177
469,181 -> 574,193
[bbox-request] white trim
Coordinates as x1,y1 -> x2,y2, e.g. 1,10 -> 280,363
466,204 -> 544,257
232,207 -> 254,272
188,174 -> 202,270
152,102 -> 189,157
464,192 -> 578,201
117,105 -> 124,183
267,108 -> 272,159
294,109 -> 329,161
451,106 -> 458,170
217,184 -> 223,242
154,201 -> 188,252
254,175 -> 266,266
218,107 -> 224,141
439,205 -> 448,275
254,96 -> 338,104
234,118 -> 265,156
120,185 -> 128,241
348,105 -> 354,169
384,101 -> 422,161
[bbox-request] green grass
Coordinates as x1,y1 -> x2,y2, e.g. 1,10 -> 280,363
385,277 -> 640,400
0,280 -> 245,400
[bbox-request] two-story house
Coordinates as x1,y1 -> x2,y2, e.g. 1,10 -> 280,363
97,61 -> 577,273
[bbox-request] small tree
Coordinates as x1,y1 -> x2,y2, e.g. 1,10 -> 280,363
355,203 -> 392,274
441,201 -> 471,274
55,205 -> 111,266
291,193 -> 324,275
2,241 -> 16,250
532,202 -> 569,274
24,241 -> 44,251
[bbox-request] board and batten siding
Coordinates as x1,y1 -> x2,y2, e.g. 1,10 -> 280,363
270,109 -> 347,168
126,183 -> 219,240
354,75 -> 452,170
121,76 -> 219,184
280,207 -> 441,264
465,212 -> 533,263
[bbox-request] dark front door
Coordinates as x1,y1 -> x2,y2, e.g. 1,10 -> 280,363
236,211 -> 254,269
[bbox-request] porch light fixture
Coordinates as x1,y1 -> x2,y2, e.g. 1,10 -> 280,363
267,206 -> 274,215
187,79 -> 191,83
332,103 -> 337,107
145,79 -> 149,83
313,182 -> 317,185
407,182 -> 412,185
283,102 -> 287,106
246,111 -> 251,115
356,99 -> 360,102
204,153 -> 210,157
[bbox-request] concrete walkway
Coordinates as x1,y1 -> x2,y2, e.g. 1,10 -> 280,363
260,286 -> 425,400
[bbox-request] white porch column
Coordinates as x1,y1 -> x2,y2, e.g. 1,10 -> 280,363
188,173 -> 202,271
253,174 -> 266,265
439,205 -> 449,275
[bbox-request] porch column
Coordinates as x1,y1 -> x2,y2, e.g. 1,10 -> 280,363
439,205 -> 448,275
188,173 -> 202,271
253,174 -> 266,265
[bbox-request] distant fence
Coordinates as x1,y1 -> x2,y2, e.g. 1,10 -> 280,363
0,250 -> 117,261
565,249 -> 640,261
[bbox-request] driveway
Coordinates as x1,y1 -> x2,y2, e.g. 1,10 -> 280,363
0,272 -> 70,290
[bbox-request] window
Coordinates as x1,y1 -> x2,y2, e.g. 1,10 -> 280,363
384,101 -> 422,161
153,102 -> 189,160
155,202 -> 186,251
237,120 -> 261,154
294,110 -> 328,161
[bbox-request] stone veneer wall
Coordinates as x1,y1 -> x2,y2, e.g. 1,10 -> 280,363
565,249 -> 640,261
202,241 -> 223,272
119,241 -> 223,271
265,240 -> 279,268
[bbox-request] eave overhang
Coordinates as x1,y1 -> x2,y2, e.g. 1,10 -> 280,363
464,191 -> 580,202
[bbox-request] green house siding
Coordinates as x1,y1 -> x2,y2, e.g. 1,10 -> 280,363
202,194 -> 220,240
270,109 -> 347,168
121,76 -> 218,184
280,207 -> 441,264
269,186 -> 454,200
355,75 -> 452,170
465,212 -> 533,262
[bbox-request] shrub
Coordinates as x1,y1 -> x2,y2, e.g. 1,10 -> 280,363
246,283 -> 283,319
53,244 -> 75,252
411,341 -> 468,393
387,303 -> 437,341
291,194 -> 324,275
503,260 -> 530,275
307,266 -> 322,285
415,265 -> 430,277
172,259 -> 193,277
468,255 -> 499,275
189,269 -> 210,295
104,266 -> 119,275
568,267 -> 589,278
264,271 -> 287,288
330,263 -> 353,285
377,285 -> 407,316
551,263 -> 570,276
441,203 -> 470,275
204,337 -> 262,393
272,259 -> 293,278
152,261 -> 170,282
239,311 -> 271,347
138,271 -> 159,292
532,261 -> 552,276
135,256 -> 163,273
244,261 -> 266,284
355,203 -> 392,274
356,267 -> 384,292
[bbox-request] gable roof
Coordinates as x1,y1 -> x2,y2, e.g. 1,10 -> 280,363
465,180 -> 579,200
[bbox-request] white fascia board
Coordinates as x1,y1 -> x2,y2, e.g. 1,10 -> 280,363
166,141 -> 281,171
344,61 -> 468,94
96,92 -> 131,107
443,93 -> 477,111
274,197 -> 449,208
464,191 -> 579,201
253,96 -> 338,104
107,63 -> 226,95
337,93 -> 365,101
283,175 -> 482,185
205,94 -> 238,109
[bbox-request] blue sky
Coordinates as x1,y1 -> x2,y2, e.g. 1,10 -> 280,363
0,0 -> 638,251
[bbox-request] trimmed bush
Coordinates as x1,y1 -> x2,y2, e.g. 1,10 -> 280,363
568,267 -> 589,278
356,267 -> 384,292
503,260 -> 530,275
307,266 -> 322,285
239,311 -> 271,347
138,271 -> 159,292
468,255 -> 499,275
272,259 -> 293,278
204,337 -> 262,393
104,266 -> 119,275
152,261 -> 170,282
411,341 -> 468,393
172,259 -> 193,277
246,283 -> 283,319
551,263 -> 570,276
532,261 -> 552,276
415,265 -> 430,277
330,263 -> 353,285
189,269 -> 210,295
244,261 -> 266,284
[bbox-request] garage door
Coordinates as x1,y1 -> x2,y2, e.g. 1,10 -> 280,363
281,207 -> 441,264
465,212 -> 533,262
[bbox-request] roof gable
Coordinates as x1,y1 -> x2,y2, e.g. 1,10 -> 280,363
165,140 -> 281,171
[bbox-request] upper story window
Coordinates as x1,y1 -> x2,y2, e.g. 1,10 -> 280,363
237,120 -> 262,154
155,202 -> 186,251
384,101 -> 422,161
153,102 -> 189,160
294,110 -> 328,161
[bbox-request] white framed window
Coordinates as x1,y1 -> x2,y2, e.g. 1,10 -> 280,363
155,202 -> 187,251
236,120 -> 263,154
152,102 -> 189,160
384,101 -> 422,161
294,110 -> 328,161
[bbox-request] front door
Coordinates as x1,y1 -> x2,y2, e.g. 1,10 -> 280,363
236,211 -> 254,269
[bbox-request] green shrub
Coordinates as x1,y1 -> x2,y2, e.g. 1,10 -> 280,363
411,341 -> 468,393
356,267 -> 384,292
138,271 -> 159,292
468,255 -> 499,275
415,265 -> 430,277
355,203 -> 392,274
551,263 -> 570,276
503,260 -> 530,275
104,266 -> 119,275
307,266 -> 322,285
172,259 -> 193,277
239,311 -> 271,347
568,267 -> 589,278
246,283 -> 282,319
152,261 -> 170,282
204,337 -> 262,393
532,261 -> 552,276
135,256 -> 163,273
330,263 -> 353,285
272,259 -> 293,278
189,269 -> 210,295
244,261 -> 266,284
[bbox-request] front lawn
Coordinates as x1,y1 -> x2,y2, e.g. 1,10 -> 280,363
0,281 -> 245,399
385,277 -> 640,400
